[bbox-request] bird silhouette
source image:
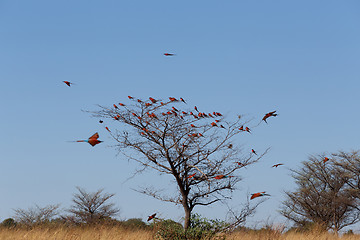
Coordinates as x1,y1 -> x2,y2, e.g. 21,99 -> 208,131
63,81 -> 74,87
262,111 -> 278,123
250,192 -> 270,200
147,213 -> 156,221
251,149 -> 257,155
272,163 -> 284,168
164,53 -> 175,56
75,133 -> 102,147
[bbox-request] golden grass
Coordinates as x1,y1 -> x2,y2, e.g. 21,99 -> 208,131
0,227 -> 359,240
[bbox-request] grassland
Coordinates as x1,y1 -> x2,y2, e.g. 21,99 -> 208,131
0,226 -> 358,240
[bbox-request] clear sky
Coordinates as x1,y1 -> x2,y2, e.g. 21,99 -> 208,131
1,0 -> 360,229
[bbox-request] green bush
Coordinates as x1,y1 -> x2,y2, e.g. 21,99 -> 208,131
153,214 -> 228,240
1,218 -> 17,228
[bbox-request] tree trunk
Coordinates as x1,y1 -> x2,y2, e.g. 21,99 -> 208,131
183,203 -> 191,231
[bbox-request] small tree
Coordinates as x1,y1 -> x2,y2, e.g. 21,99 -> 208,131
280,153 -> 360,232
67,187 -> 120,224
13,204 -> 60,226
92,96 -> 268,229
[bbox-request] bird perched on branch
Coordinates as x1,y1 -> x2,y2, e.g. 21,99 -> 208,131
164,53 -> 175,56
250,192 -> 270,200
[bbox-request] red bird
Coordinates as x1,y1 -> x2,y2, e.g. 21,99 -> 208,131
187,173 -> 196,179
239,126 -> 244,131
194,106 -> 199,112
262,111 -> 278,123
63,81 -> 74,87
128,96 -> 134,99
245,127 -> 251,133
250,192 -> 270,200
75,132 -> 102,147
169,97 -> 178,102
119,103 -> 125,106
272,163 -> 284,168
211,122 -> 218,127
191,124 -> 196,127
164,53 -> 175,56
147,213 -> 156,221
251,149 -> 257,155
172,107 -> 178,112
180,98 -> 186,103
214,175 -> 233,180
149,97 -> 157,103
113,104 -> 118,109
323,157 -> 329,163
105,127 -> 111,132
220,125 -> 225,129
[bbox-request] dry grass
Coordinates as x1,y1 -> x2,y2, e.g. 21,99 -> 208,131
0,227 -> 359,240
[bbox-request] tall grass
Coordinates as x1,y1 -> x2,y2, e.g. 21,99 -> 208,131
0,226 -> 358,240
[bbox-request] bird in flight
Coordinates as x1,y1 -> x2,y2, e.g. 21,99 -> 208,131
187,173 -> 196,179
250,192 -> 270,200
272,163 -> 284,168
74,132 -> 103,147
164,53 -> 175,56
63,81 -> 74,87
214,175 -> 234,180
147,213 -> 157,221
262,111 -> 278,123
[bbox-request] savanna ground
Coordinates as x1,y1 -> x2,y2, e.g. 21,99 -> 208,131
0,227 -> 359,240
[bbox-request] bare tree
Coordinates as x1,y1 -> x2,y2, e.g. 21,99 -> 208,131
67,187 -> 120,224
280,153 -> 360,232
92,96 -> 268,230
13,204 -> 60,226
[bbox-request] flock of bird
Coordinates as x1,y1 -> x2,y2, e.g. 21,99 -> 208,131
62,53 -> 282,222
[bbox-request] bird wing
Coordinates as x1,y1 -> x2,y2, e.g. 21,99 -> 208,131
89,132 -> 99,140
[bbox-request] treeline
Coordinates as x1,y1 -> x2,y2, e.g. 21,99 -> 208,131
2,150 -> 360,236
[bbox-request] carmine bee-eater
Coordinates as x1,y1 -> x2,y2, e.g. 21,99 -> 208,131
245,127 -> 251,133
214,175 -> 233,180
119,103 -> 125,106
147,213 -> 157,221
169,97 -> 177,102
105,127 -> 111,132
172,107 -> 178,112
191,124 -> 196,127
194,106 -> 199,112
180,98 -> 186,103
220,125 -> 225,129
187,173 -> 196,179
323,157 -> 329,163
211,122 -> 218,127
250,192 -> 270,200
75,132 -> 102,147
63,81 -> 74,87
128,96 -> 133,99
164,53 -> 175,56
149,97 -> 157,103
262,111 -> 278,123
272,163 -> 284,168
113,104 -> 118,109
251,149 -> 257,155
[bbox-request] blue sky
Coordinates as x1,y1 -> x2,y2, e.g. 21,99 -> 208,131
1,0 -> 360,229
